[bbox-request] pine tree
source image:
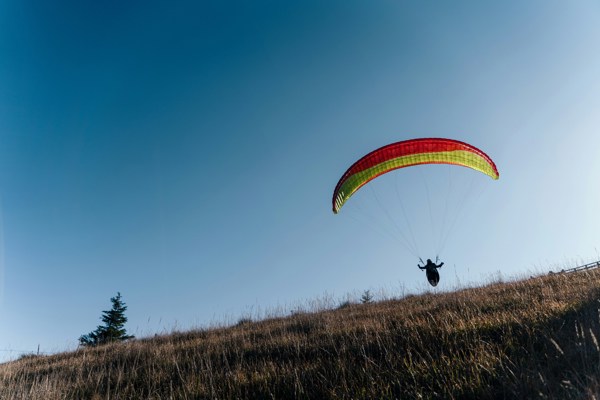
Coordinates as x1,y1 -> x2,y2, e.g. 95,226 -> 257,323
361,289 -> 374,304
79,292 -> 134,347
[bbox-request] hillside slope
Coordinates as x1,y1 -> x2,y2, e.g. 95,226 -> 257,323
2,270 -> 600,399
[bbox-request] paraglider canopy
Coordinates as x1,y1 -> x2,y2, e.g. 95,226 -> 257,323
332,138 -> 499,214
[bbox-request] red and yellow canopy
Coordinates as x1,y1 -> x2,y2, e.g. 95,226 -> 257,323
332,138 -> 499,214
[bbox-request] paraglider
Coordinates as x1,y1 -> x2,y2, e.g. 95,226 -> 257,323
332,137 -> 499,286
418,258 -> 444,287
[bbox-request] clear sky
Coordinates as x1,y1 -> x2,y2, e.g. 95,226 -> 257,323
1,0 -> 599,360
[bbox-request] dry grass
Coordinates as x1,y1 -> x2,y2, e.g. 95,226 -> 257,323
3,270 -> 600,399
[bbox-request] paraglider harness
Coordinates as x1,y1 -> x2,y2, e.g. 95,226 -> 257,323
418,257 -> 444,287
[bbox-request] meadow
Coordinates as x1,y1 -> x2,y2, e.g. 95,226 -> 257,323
2,269 -> 600,399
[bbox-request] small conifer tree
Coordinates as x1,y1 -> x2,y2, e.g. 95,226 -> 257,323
361,289 -> 374,304
79,292 -> 134,347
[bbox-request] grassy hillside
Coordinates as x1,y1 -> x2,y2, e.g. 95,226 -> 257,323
2,270 -> 600,399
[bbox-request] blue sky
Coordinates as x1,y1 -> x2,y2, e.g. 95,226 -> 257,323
0,0 -> 599,359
